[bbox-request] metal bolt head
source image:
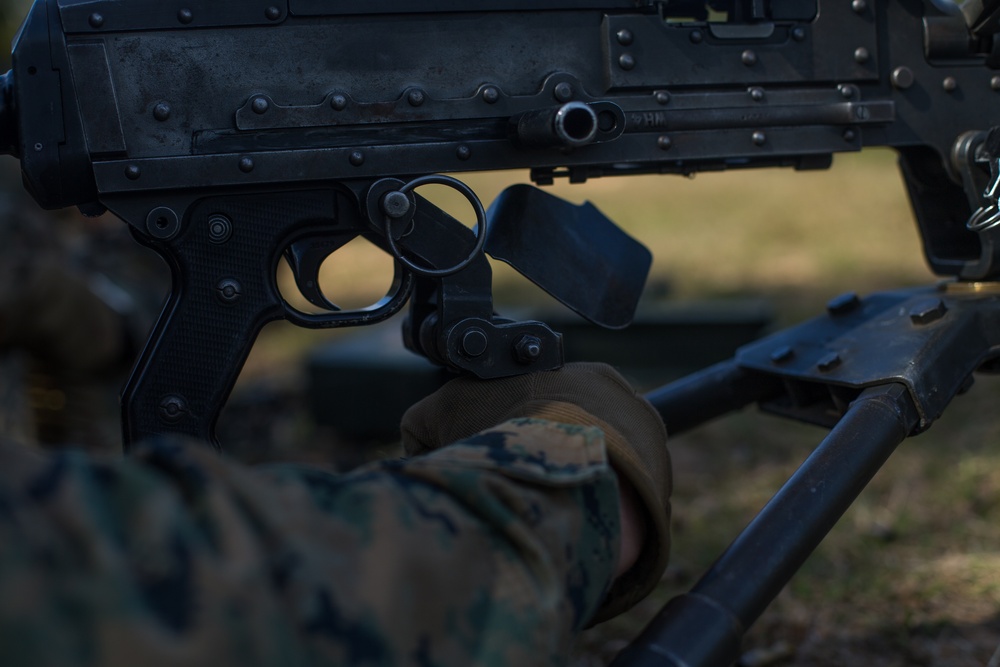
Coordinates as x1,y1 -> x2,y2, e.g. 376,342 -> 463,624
690,29 -> 703,44
456,145 -> 471,161
265,5 -> 281,20
618,54 -> 636,71
852,0 -> 867,13
482,86 -> 500,104
330,94 -> 348,111
88,12 -> 104,28
751,131 -> 767,146
843,128 -> 858,142
616,28 -> 634,46
239,157 -> 254,173
791,26 -> 806,41
380,191 -> 412,220
349,150 -> 365,166
124,164 -> 141,180
741,49 -> 758,66
891,66 -> 914,89
992,75 -> 1000,91
909,298 -> 947,325
826,292 -> 860,315
749,87 -> 765,102
177,8 -> 193,24
839,84 -> 857,99
553,82 -> 574,102
942,76 -> 958,92
657,135 -> 672,150
654,90 -> 670,105
854,47 -> 870,63
460,328 -> 489,358
513,335 -> 543,364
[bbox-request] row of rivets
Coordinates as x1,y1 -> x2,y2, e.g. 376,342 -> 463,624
124,141 -> 475,182
89,6 -> 282,29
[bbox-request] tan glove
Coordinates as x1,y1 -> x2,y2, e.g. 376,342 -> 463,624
401,361 -> 671,622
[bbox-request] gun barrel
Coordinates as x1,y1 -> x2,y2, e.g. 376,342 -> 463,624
514,102 -> 599,148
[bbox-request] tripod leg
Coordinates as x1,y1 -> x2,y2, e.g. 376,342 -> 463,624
614,383 -> 919,667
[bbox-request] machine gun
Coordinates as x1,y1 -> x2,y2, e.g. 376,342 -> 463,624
2,0 -> 1000,664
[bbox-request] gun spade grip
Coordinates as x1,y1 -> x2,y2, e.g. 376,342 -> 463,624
122,191 -> 338,450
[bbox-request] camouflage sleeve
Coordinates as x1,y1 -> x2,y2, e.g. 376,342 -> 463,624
0,418 -> 621,667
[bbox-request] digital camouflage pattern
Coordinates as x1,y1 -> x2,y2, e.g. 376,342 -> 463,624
0,417 -> 621,667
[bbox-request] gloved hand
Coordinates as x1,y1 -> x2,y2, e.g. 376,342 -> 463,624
401,361 -> 671,622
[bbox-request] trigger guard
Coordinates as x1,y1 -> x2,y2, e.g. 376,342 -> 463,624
281,258 -> 415,329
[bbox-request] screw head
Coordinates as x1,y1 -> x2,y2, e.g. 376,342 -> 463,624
852,0 -> 867,13
690,29 -> 703,44
124,165 -> 141,180
752,131 -> 767,146
854,47 -> 870,63
88,12 -> 104,28
618,54 -> 636,71
616,28 -> 634,46
482,86 -> 500,104
942,76 -> 958,92
791,26 -> 806,41
654,90 -> 670,105
456,145 -> 471,161
349,150 -> 365,166
330,94 -> 348,111
742,50 -> 757,66
992,75 -> 1000,91
177,8 -> 193,24
749,87 -> 765,102
239,157 -> 255,173
216,279 -> 242,304
265,5 -> 281,20
657,135 -> 672,150
158,395 -> 188,423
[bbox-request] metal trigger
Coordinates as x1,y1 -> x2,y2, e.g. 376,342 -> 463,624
283,236 -> 356,311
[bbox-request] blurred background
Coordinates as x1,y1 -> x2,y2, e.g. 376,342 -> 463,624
0,1 -> 999,665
